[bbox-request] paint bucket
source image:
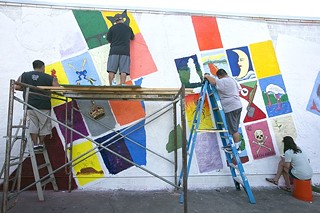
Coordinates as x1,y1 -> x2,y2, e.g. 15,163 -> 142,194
292,179 -> 313,202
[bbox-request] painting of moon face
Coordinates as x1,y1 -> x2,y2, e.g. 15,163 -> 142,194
226,46 -> 256,81
233,49 -> 249,79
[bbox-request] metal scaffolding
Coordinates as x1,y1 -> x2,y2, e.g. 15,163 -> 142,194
1,79 -> 193,213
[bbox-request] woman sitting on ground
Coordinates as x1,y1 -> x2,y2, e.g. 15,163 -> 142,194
265,136 -> 313,192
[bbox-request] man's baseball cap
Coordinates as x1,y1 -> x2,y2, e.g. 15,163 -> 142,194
115,14 -> 123,21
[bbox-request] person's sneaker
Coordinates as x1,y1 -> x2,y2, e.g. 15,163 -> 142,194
222,145 -> 241,154
33,144 -> 44,152
222,145 -> 232,153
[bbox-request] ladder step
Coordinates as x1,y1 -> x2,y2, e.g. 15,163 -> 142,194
229,163 -> 239,170
38,163 -> 51,170
11,125 -> 27,129
10,156 -> 20,161
9,160 -> 23,167
196,129 -> 228,133
41,177 -> 56,187
233,177 -> 244,186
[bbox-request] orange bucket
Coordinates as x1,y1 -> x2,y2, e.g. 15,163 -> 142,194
292,178 -> 313,202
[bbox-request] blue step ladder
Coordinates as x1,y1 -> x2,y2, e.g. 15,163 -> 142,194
178,80 -> 255,204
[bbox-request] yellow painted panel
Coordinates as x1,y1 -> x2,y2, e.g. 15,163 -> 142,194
45,62 -> 70,107
70,140 -> 104,186
249,40 -> 281,79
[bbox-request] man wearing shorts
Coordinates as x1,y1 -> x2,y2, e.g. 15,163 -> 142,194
15,60 -> 59,150
106,13 -> 134,85
204,69 -> 243,153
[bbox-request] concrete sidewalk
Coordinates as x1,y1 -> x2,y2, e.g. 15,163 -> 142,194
2,187 -> 319,213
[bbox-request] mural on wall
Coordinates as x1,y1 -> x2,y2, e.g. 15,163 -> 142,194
166,125 -> 183,153
245,120 -> 276,160
73,10 -> 109,50
307,71 -> 320,116
191,16 -> 223,51
95,132 -> 134,175
185,93 -> 214,130
201,49 -> 230,75
230,129 -> 249,164
54,100 -> 89,143
249,40 -> 281,79
70,140 -> 104,186
270,115 -> 297,155
175,55 -> 204,88
259,75 -> 292,117
62,53 -> 101,85
239,80 -> 266,122
0,5 -> 302,189
76,100 -> 117,137
195,132 -> 223,173
226,46 -> 256,81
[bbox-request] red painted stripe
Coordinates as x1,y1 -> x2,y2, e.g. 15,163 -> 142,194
192,16 -> 223,51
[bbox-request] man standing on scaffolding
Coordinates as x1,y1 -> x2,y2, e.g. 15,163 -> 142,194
15,60 -> 59,151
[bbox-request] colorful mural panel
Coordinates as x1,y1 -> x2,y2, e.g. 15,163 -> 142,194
185,94 -> 214,130
270,115 -> 297,155
306,71 -> 320,116
62,52 -> 101,85
96,132 -> 134,174
250,40 -> 281,79
71,140 -> 104,186
239,80 -> 266,122
245,120 -> 276,160
73,10 -> 108,50
76,100 -> 117,137
192,16 -> 223,51
195,132 -> 223,173
226,46 -> 256,81
259,75 -> 292,118
175,55 -> 204,88
201,49 -> 230,76
53,100 -> 89,142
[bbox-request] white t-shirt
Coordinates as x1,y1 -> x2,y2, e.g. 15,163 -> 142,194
285,149 -> 313,180
215,77 -> 242,113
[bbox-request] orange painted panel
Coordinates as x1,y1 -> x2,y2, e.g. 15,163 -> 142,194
109,87 -> 146,126
130,33 -> 157,79
192,16 -> 223,51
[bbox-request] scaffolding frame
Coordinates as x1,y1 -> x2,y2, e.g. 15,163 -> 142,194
1,79 -> 193,213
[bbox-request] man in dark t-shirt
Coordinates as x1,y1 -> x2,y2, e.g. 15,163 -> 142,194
106,13 -> 134,85
15,60 -> 59,150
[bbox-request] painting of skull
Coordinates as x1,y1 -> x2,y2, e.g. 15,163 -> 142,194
245,120 -> 276,160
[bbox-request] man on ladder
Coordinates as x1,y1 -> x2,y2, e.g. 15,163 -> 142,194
204,68 -> 243,153
15,60 -> 59,150
179,68 -> 255,204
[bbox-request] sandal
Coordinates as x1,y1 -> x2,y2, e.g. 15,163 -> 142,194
279,186 -> 291,192
265,178 -> 278,186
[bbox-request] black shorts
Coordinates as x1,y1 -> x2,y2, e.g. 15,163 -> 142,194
225,108 -> 242,134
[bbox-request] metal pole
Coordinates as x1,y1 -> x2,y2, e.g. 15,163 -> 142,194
68,100 -> 74,192
180,85 -> 188,213
173,101 -> 178,188
2,80 -> 15,213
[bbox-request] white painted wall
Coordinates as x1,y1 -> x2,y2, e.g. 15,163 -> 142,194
0,4 -> 319,191
3,0 -> 320,20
